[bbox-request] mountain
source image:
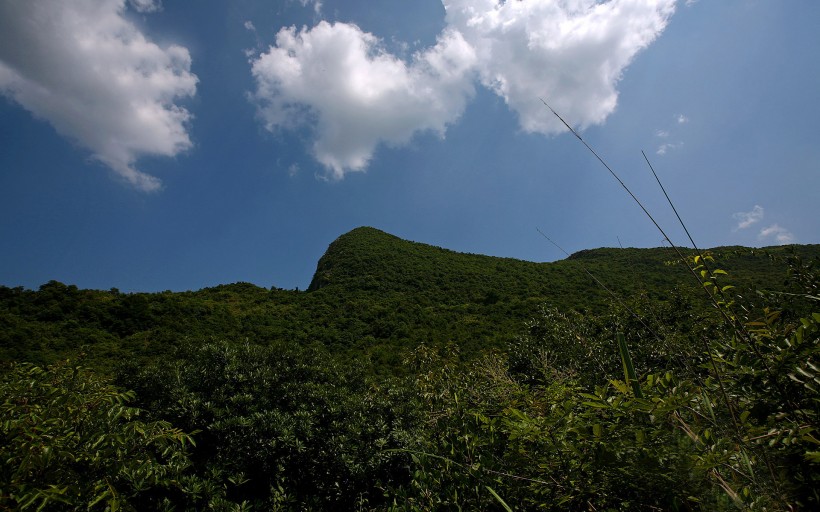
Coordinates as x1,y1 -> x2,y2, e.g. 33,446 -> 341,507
1,226 -> 818,370
308,226 -> 812,309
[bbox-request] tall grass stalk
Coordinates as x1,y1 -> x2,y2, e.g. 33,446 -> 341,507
540,102 -> 757,431
640,149 -> 806,435
536,228 -> 663,345
542,101 -> 816,504
540,99 -> 741,322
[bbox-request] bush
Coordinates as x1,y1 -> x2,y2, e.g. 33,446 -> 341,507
0,361 -> 198,511
117,340 -> 422,509
399,255 -> 819,510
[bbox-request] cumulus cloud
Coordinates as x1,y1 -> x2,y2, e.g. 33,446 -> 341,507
677,114 -> 689,123
444,0 -> 676,134
759,224 -> 795,245
251,0 -> 676,176
251,21 -> 477,177
0,0 -> 197,191
733,205 -> 764,230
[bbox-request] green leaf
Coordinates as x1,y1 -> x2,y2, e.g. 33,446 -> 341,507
617,332 -> 643,399
486,485 -> 513,512
610,380 -> 629,394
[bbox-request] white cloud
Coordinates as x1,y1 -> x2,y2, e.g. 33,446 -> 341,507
252,0 -> 676,176
759,224 -> 795,245
251,21 -> 477,178
129,0 -> 161,13
733,205 -> 764,230
655,112 -> 687,154
0,0 -> 197,191
444,0 -> 676,134
656,142 -> 682,155
244,20 -> 256,32
734,207 -> 794,244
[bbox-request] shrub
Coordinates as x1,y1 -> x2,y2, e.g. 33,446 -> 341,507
0,361 -> 198,511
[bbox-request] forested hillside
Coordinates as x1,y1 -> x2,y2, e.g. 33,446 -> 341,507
2,227 -> 818,510
2,227 -> 815,370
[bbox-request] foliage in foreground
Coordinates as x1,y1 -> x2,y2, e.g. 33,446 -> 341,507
399,253 -> 819,511
116,340 -> 422,510
0,362 -> 207,511
0,248 -> 817,510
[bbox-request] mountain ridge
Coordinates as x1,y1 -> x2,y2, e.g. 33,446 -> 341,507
2,225 -> 818,370
306,226 -> 817,304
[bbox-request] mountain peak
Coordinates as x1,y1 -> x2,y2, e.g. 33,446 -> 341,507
307,227 -> 436,292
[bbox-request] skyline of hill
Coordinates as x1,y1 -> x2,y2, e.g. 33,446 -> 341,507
2,226 -> 818,371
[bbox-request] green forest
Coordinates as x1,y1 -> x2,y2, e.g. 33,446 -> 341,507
2,227 -> 818,510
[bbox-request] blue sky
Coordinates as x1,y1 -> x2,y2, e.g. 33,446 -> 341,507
1,0 -> 818,292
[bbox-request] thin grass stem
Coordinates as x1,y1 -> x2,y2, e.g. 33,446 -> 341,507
536,228 -> 663,345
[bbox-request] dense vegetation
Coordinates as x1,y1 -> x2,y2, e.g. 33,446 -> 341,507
2,227 -> 814,370
1,227 -> 818,510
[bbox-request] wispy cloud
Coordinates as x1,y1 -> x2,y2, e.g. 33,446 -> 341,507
732,205 -> 795,244
654,113 -> 688,155
129,0 -> 162,13
733,205 -> 764,230
0,0 -> 197,191
656,142 -> 683,155
251,0 -> 677,177
759,224 -> 795,245
299,0 -> 322,16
